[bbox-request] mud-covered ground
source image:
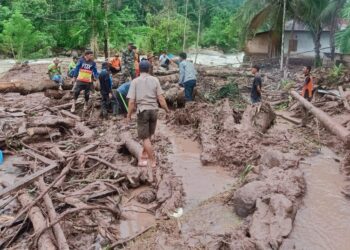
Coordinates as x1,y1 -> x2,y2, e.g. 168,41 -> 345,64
1,61 -> 350,249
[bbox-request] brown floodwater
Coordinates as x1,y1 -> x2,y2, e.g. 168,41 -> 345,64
158,121 -> 235,211
288,147 -> 350,250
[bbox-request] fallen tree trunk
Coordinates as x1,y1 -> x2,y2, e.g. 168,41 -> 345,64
120,132 -> 143,160
339,86 -> 350,111
27,127 -> 56,137
157,74 -> 179,84
36,177 -> 70,250
28,115 -> 75,129
0,80 -> 73,94
18,193 -> 57,250
198,69 -> 249,78
291,90 -> 350,147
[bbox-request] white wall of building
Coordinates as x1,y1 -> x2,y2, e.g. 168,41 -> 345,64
283,31 -> 333,57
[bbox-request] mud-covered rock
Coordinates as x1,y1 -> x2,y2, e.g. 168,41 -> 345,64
261,149 -> 284,168
137,190 -> 156,204
240,102 -> 276,134
233,181 -> 270,217
249,194 -> 293,249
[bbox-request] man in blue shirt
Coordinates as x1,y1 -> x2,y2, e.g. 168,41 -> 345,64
99,62 -> 113,119
112,81 -> 131,115
178,52 -> 197,102
71,50 -> 99,113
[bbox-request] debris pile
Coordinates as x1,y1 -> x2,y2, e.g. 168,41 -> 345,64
0,91 -> 183,249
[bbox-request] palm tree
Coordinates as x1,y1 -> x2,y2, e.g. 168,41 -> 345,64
237,0 -> 295,58
293,0 -> 346,64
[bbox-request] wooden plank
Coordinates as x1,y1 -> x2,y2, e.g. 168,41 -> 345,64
0,164 -> 58,199
23,149 -> 56,166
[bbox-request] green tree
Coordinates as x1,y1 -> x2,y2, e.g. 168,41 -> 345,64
144,12 -> 193,54
0,11 -> 54,59
201,10 -> 240,52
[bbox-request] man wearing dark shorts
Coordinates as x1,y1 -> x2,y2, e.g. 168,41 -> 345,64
126,61 -> 170,168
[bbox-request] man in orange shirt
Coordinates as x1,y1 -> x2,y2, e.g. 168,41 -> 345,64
110,54 -> 121,74
301,65 -> 313,127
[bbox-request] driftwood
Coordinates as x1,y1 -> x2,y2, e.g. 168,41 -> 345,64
119,132 -> 143,160
0,80 -> 73,94
291,90 -> 350,147
44,89 -> 66,99
28,115 -> 75,129
0,164 -> 58,199
18,193 -> 57,250
75,122 -> 95,141
157,74 -> 179,84
27,127 -> 56,137
36,177 -> 70,250
6,161 -> 72,227
339,86 -> 350,111
60,110 -> 81,122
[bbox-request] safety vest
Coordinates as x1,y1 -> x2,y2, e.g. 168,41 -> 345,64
77,68 -> 93,83
301,76 -> 313,98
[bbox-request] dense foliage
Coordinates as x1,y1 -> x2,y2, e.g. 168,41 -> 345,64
0,0 -> 348,63
0,0 -> 244,59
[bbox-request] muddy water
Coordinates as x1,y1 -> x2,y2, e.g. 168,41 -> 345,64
158,122 -> 235,211
289,147 -> 350,250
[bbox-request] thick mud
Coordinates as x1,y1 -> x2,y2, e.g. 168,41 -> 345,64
157,121 -> 235,210
287,147 -> 350,250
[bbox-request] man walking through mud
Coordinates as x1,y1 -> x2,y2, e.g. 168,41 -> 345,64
179,52 -> 197,102
71,50 -> 99,113
301,65 -> 313,127
251,65 -> 262,104
126,60 -> 170,168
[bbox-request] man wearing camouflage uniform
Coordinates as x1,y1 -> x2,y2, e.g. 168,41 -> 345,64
121,43 -> 135,82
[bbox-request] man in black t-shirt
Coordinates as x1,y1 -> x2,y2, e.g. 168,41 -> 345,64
251,65 -> 262,104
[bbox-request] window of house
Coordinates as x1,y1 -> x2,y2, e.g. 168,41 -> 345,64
289,39 -> 298,52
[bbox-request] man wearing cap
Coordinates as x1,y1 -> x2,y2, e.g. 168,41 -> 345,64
110,54 -> 121,74
121,43 -> 135,82
126,60 -> 170,168
48,58 -> 64,91
71,50 -> 99,113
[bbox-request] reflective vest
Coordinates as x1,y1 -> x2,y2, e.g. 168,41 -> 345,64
77,68 -> 93,83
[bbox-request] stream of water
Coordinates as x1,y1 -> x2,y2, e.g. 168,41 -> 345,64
288,147 -> 350,250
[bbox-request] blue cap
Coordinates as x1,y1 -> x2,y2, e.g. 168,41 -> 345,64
139,60 -> 150,72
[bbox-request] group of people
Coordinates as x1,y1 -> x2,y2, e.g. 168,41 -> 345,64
47,45 -> 199,168
250,63 -> 314,127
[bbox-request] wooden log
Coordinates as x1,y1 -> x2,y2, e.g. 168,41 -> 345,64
44,89 -> 66,99
18,193 -> 57,250
75,122 -> 95,142
291,90 -> 350,147
119,132 -> 143,160
339,86 -> 350,111
0,164 -> 58,199
0,80 -> 73,94
157,74 -> 179,84
60,110 -> 81,122
27,127 -> 55,137
28,115 -> 75,129
36,177 -> 70,250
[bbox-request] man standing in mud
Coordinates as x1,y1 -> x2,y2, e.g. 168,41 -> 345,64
71,50 -> 99,113
179,52 -> 197,102
301,66 -> 313,127
251,65 -> 262,104
126,60 -> 170,168
121,43 -> 135,82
